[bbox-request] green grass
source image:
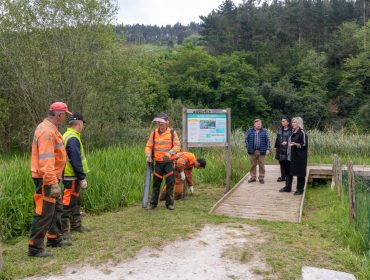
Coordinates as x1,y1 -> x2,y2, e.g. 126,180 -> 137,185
0,129 -> 369,279
0,183 -> 368,279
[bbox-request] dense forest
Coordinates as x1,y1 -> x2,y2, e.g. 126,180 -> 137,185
114,22 -> 201,45
0,0 -> 368,152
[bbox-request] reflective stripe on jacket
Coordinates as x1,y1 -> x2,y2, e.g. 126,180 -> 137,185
63,128 -> 89,179
145,128 -> 181,162
31,119 -> 67,185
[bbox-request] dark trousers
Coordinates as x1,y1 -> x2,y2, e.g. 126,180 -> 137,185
151,161 -> 175,207
28,179 -> 62,255
62,180 -> 82,233
279,160 -> 289,179
285,175 -> 305,192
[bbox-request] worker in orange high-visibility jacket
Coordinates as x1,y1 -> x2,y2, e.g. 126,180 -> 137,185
28,102 -> 73,258
161,152 -> 206,200
145,113 -> 181,210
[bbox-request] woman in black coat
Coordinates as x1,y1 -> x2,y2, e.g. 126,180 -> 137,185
274,116 -> 292,182
279,117 -> 308,195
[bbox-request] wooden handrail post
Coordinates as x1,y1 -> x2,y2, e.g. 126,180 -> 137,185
347,161 -> 356,223
337,158 -> 342,200
331,154 -> 338,190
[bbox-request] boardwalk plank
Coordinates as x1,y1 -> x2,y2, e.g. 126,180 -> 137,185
210,164 -> 370,223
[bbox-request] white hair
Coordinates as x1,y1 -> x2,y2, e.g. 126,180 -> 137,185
292,117 -> 304,129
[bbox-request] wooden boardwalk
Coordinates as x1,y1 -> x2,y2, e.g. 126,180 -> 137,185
210,164 -> 370,223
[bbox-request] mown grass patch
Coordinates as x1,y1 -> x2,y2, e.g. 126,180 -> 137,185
1,183 -> 369,280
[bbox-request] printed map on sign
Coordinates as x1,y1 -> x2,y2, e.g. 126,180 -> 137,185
187,114 -> 227,143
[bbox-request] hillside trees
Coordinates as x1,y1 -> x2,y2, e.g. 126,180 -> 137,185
166,45 -> 268,128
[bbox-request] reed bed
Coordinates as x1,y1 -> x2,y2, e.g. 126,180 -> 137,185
0,129 -> 369,240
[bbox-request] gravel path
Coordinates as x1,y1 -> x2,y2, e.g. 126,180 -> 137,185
27,224 -> 272,280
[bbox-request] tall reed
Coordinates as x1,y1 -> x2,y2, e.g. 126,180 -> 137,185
0,129 -> 369,240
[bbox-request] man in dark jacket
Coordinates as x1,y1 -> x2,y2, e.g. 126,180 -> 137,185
279,117 -> 308,195
62,113 -> 90,242
245,119 -> 271,184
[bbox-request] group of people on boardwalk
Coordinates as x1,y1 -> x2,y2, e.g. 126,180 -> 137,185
245,116 -> 308,195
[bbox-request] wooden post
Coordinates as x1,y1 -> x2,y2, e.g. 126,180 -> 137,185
225,108 -> 231,190
347,161 -> 356,223
182,107 -> 188,152
337,158 -> 342,201
331,154 -> 338,190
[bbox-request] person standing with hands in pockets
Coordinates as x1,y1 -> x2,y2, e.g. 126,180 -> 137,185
245,119 -> 271,184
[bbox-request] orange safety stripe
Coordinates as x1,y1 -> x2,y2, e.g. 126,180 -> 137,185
63,188 -> 72,206
43,196 -> 56,203
63,181 -> 79,206
154,172 -> 163,179
47,234 -> 57,239
34,193 -> 43,215
71,180 -> 79,197
164,171 -> 174,178
28,240 -> 34,245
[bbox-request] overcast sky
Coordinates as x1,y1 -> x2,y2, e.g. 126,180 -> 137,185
116,0 -> 245,26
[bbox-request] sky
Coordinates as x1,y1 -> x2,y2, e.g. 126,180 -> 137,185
116,0 -> 245,26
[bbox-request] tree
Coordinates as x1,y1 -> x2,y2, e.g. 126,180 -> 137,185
0,0 -> 117,150
166,44 -> 219,106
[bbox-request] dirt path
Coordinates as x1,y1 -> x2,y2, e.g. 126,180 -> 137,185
28,224 -> 273,280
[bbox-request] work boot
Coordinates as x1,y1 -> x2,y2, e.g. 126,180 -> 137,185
28,251 -> 53,258
63,231 -> 72,241
279,187 -> 291,192
259,178 -> 265,184
294,191 -> 303,196
47,239 -> 72,248
146,204 -> 157,210
248,177 -> 256,183
166,205 -> 175,210
71,226 -> 91,233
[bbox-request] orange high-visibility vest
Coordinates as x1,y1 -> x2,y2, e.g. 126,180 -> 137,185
145,128 -> 181,162
176,152 -> 196,186
31,119 -> 67,185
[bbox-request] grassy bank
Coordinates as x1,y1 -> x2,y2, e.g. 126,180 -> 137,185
1,130 -> 369,240
0,129 -> 369,279
0,182 -> 368,279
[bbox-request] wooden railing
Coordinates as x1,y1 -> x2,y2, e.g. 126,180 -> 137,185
331,155 -> 356,223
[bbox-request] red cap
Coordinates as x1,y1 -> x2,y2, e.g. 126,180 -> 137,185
49,102 -> 72,115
